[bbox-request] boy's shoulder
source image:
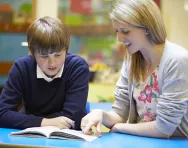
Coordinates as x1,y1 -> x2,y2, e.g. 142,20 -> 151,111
15,55 -> 36,68
65,53 -> 88,67
15,55 -> 35,63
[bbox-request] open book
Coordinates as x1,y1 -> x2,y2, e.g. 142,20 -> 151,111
10,126 -> 98,142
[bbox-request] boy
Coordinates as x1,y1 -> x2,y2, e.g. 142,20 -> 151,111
0,16 -> 89,130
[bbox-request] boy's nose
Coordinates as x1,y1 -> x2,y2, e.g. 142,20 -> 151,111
48,58 -> 56,66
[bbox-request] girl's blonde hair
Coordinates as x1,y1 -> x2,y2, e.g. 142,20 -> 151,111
27,16 -> 70,55
109,0 -> 167,82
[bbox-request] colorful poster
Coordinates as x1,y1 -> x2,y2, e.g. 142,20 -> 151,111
154,0 -> 160,8
70,0 -> 91,14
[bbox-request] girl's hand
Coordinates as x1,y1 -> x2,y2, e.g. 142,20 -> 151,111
81,109 -> 103,135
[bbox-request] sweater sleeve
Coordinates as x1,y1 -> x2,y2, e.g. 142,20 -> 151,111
0,62 -> 43,129
112,61 -> 130,120
43,59 -> 89,130
154,57 -> 188,136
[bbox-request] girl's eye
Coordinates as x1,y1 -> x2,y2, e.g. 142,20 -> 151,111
121,30 -> 129,35
115,29 -> 129,35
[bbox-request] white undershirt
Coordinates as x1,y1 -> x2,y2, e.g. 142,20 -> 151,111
36,65 -> 64,82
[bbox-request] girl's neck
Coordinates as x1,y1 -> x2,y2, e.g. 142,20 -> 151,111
140,42 -> 165,82
140,43 -> 165,65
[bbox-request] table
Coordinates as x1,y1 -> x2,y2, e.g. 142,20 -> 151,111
0,128 -> 187,148
0,103 -> 187,148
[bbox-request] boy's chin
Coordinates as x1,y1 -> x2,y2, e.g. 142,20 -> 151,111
44,72 -> 57,78
48,74 -> 56,79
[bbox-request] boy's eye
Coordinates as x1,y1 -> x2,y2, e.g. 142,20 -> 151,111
115,29 -> 118,33
40,55 -> 48,58
55,54 -> 61,57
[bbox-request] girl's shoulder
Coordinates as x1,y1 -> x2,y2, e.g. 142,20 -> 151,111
163,41 -> 188,61
160,41 -> 188,69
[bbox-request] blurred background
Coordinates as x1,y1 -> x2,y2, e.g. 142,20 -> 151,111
0,0 -> 188,103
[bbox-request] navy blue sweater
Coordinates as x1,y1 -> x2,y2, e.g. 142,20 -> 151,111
0,53 -> 89,129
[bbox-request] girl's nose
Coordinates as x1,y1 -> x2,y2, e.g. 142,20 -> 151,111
117,32 -> 124,42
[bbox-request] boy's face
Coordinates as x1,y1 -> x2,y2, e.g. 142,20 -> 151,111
34,50 -> 66,78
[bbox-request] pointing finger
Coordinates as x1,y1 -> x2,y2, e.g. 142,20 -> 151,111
83,123 -> 94,135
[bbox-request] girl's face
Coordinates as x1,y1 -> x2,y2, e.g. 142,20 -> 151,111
112,20 -> 150,55
34,50 -> 66,78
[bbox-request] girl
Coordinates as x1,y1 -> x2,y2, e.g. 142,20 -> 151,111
81,0 -> 188,138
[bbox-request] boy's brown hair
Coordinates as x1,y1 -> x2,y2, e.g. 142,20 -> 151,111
27,16 -> 70,55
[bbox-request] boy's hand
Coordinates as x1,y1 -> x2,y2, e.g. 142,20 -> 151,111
41,116 -> 75,129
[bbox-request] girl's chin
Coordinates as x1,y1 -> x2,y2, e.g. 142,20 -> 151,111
127,48 -> 138,55
128,50 -> 135,55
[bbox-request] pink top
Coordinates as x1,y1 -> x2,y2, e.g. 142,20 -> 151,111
133,66 -> 159,122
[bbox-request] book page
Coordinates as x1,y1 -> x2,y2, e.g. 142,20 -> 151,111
50,129 -> 98,142
10,126 -> 59,138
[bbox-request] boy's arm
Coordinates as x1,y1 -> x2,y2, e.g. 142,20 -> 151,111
0,63 -> 43,129
43,60 -> 89,130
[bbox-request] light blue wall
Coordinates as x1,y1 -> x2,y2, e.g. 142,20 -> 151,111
0,33 -> 28,61
0,33 -> 28,86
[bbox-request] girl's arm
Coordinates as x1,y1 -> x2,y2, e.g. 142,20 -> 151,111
81,109 -> 126,135
82,61 -> 129,135
110,121 -> 168,138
